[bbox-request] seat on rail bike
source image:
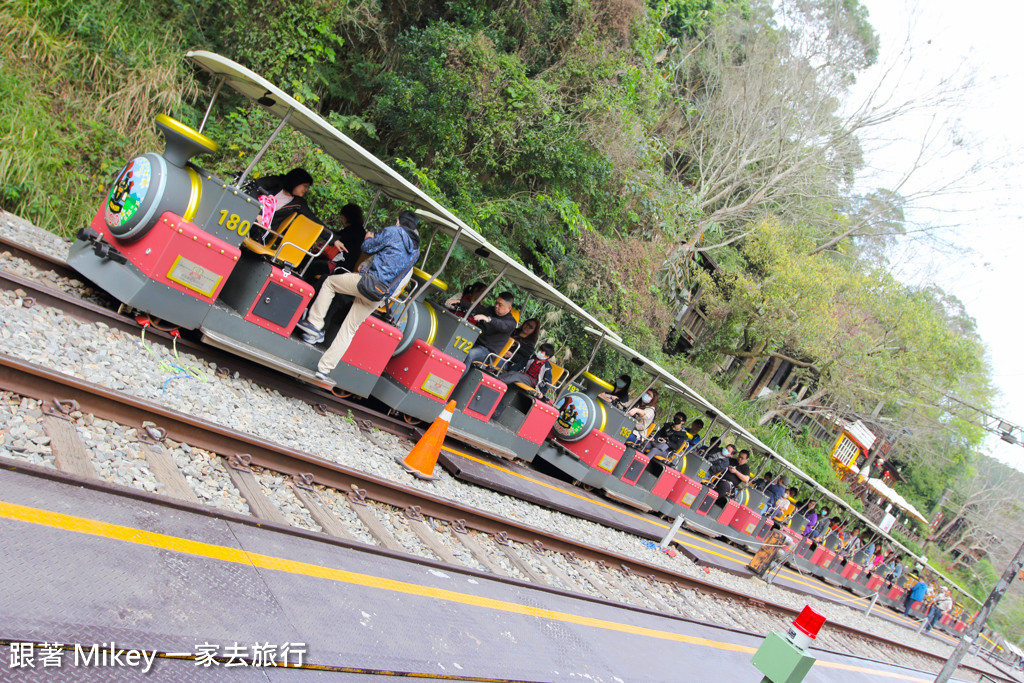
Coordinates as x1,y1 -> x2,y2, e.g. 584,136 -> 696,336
243,213 -> 328,269
511,361 -> 566,400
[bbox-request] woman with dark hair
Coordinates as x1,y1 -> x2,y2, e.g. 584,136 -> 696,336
332,203 -> 366,273
504,318 -> 540,371
252,168 -> 317,243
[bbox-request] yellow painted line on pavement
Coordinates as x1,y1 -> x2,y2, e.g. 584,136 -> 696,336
0,499 -> 945,680
0,500 -> 751,653
816,660 -> 931,681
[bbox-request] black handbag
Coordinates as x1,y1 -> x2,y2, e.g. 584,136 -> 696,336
356,271 -> 390,302
356,258 -> 417,303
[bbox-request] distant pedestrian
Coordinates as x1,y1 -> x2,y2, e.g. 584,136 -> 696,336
924,587 -> 953,633
903,578 -> 928,616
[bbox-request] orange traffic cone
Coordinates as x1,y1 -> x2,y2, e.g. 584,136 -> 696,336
396,400 -> 456,480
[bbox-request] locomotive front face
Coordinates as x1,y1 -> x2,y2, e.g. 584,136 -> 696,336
68,115 -> 260,329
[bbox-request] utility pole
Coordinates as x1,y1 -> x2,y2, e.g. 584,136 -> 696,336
934,538 -> 1024,682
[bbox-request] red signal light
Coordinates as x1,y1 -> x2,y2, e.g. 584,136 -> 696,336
792,606 -> 826,639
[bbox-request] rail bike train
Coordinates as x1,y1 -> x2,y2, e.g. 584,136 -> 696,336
66,52 -> 971,633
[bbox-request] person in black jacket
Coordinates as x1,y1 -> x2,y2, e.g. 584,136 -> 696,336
301,203 -> 365,296
458,291 -> 516,381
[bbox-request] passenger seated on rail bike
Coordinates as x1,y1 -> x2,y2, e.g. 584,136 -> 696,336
693,435 -> 721,460
645,412 -> 689,461
623,388 -> 658,448
456,291 -> 518,382
444,282 -> 485,318
597,374 -> 632,408
839,526 -> 863,561
503,318 -> 540,371
713,448 -> 751,507
653,411 -> 686,441
250,168 -> 317,243
490,343 -> 556,420
855,537 -> 877,565
703,442 -> 734,482
883,555 -> 904,583
682,418 -> 705,451
296,211 -> 421,381
764,475 -> 789,509
773,487 -> 798,523
807,509 -> 831,540
302,203 -> 366,296
801,501 -> 819,536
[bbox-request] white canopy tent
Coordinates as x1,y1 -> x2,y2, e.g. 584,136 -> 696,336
866,478 -> 929,525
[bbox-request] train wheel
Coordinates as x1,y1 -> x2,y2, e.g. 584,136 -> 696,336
331,388 -> 352,399
402,414 -> 422,426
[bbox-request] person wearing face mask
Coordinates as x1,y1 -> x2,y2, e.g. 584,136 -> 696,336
624,388 -> 658,446
653,412 -> 687,442
707,443 -> 735,477
598,374 -> 632,407
492,343 -> 556,419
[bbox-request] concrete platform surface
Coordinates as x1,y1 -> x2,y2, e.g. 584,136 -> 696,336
0,465 -> 972,682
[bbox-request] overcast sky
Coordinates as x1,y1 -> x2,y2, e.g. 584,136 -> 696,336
850,0 -> 1024,471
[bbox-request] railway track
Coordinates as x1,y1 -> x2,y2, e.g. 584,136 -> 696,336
0,234 -> 1018,682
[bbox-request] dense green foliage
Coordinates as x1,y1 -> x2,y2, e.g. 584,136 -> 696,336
2,0 -> 1019,641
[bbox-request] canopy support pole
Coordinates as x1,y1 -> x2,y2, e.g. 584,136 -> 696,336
238,109 -> 293,187
412,227 -> 462,305
364,189 -> 383,227
559,332 -> 607,401
198,78 -> 224,133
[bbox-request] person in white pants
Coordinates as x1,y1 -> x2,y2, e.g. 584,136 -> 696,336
296,212 -> 420,379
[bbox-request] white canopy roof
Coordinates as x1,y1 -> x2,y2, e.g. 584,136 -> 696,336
185,51 -> 619,339
867,478 -> 929,524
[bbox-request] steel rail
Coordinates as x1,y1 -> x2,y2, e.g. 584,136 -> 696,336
0,263 -> 420,442
0,354 -> 1012,682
